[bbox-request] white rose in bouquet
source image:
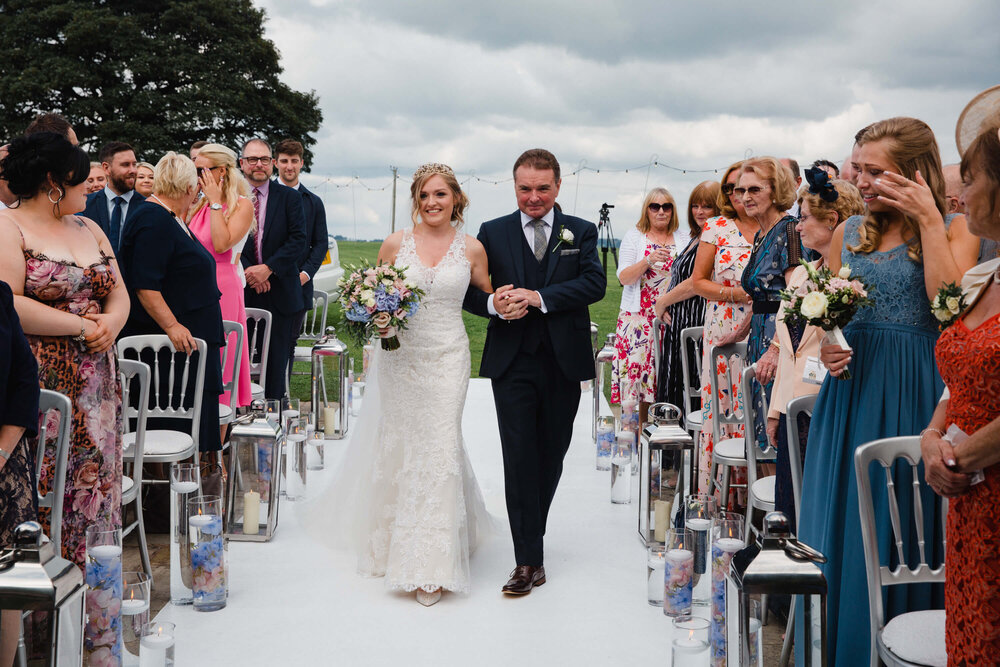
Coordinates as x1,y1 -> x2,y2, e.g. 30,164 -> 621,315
800,291 -> 829,319
945,296 -> 960,314
838,266 -> 852,279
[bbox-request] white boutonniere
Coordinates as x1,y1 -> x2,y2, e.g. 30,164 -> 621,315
552,226 -> 574,253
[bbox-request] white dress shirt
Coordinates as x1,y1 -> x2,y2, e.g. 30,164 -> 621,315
104,186 -> 137,221
487,208 -> 555,317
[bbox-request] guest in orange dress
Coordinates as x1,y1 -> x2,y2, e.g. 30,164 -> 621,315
189,144 -> 254,420
922,121 -> 1000,663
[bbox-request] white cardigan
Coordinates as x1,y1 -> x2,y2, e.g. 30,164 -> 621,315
616,226 -> 690,313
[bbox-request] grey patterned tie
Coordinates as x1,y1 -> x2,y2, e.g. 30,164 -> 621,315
531,218 -> 546,262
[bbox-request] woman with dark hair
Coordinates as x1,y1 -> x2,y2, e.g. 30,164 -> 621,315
922,120 -> 1000,662
0,132 -> 127,568
654,180 -> 719,408
798,117 -> 979,665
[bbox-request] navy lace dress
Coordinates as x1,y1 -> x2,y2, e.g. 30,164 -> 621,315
796,215 -> 951,666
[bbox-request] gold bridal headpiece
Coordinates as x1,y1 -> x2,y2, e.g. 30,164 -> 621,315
412,163 -> 455,181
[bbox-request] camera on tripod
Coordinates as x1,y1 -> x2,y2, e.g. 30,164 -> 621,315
596,203 -> 617,271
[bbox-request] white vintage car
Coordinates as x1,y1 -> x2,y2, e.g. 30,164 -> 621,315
311,235 -> 344,298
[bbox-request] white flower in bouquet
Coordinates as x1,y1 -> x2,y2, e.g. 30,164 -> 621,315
945,296 -> 961,314
800,291 -> 829,318
838,265 -> 852,279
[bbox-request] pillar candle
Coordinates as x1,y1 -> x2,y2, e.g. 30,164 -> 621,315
654,500 -> 670,543
243,490 -> 260,535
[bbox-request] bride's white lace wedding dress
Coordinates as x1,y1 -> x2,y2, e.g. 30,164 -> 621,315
304,228 -> 492,594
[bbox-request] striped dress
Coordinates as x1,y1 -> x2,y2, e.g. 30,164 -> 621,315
656,234 -> 705,410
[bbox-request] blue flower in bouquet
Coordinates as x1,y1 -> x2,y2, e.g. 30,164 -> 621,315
345,303 -> 371,323
375,287 -> 400,313
191,536 -> 224,572
405,299 -> 420,317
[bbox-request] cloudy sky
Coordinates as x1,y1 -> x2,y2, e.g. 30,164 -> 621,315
257,0 -> 999,240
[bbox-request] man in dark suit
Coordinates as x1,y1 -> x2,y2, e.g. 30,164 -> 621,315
274,139 -> 329,368
464,148 -> 606,595
239,138 -> 307,399
79,142 -> 144,252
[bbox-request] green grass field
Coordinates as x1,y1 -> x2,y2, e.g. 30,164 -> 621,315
289,239 -> 623,400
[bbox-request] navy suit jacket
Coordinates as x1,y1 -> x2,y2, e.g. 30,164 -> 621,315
241,180 -> 307,316
80,190 -> 146,251
463,208 -> 606,381
296,184 -> 329,306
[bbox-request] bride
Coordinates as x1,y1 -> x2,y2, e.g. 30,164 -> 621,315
305,163 -> 494,606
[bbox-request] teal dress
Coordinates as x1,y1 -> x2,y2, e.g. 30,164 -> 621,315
796,215 -> 949,665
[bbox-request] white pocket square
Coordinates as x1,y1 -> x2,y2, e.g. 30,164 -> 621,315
560,249 -> 580,255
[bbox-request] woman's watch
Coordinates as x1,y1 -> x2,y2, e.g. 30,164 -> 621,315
0,448 -> 10,462
210,202 -> 223,211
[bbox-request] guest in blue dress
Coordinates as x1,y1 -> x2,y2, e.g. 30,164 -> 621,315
796,117 -> 980,666
723,157 -> 803,448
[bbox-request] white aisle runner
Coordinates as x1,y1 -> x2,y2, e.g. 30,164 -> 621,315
153,380 -> 700,665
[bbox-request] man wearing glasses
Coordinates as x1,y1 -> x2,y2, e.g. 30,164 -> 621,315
239,138 -> 306,399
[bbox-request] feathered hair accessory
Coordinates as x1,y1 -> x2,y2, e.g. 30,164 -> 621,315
805,167 -> 839,203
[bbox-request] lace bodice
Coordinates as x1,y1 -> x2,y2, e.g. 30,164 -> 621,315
841,215 -> 940,332
394,229 -> 471,347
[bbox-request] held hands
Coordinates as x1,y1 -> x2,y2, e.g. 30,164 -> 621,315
245,264 -> 273,291
873,170 -> 941,227
82,314 -> 121,354
494,284 -> 532,320
165,322 -> 197,355
921,431 -> 972,497
819,343 -> 852,377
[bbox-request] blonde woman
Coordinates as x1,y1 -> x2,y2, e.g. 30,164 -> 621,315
189,144 -> 254,409
135,161 -> 154,198
611,187 -> 689,422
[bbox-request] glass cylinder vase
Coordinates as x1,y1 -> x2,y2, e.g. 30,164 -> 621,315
169,462 -> 200,605
663,527 -> 694,617
121,571 -> 150,665
139,621 -> 175,667
596,416 -> 614,471
188,495 -> 226,612
685,493 -> 718,606
84,526 -> 123,666
610,431 -> 633,504
711,516 -> 746,667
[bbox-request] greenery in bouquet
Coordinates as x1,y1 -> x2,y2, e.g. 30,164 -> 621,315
931,282 -> 968,331
338,260 -> 425,350
779,260 -> 873,331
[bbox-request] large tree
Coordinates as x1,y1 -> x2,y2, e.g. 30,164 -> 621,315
0,0 -> 323,162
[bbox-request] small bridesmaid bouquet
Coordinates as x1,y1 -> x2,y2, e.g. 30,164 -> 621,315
339,261 -> 425,350
931,282 -> 968,331
779,261 -> 874,379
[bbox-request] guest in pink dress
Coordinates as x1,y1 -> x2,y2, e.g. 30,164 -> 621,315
188,144 -> 253,412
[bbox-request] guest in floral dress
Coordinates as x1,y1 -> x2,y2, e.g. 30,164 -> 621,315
655,181 -> 720,409
0,133 -> 127,568
611,187 -> 689,423
691,163 -> 756,506
922,120 -> 1000,664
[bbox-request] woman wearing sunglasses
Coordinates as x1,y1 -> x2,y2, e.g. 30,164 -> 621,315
611,187 -> 689,423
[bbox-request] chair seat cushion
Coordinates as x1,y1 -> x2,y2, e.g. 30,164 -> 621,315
250,382 -> 264,399
751,475 -> 775,506
714,437 -> 746,463
292,346 -> 312,362
219,404 -> 233,424
122,475 -> 135,495
881,609 -> 946,667
125,430 -> 194,458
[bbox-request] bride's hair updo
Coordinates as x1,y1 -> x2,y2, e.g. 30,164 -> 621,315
410,163 -> 470,227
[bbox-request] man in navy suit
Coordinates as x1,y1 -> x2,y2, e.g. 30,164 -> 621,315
239,138 -> 306,399
79,142 -> 144,252
274,139 -> 329,359
464,149 -> 606,595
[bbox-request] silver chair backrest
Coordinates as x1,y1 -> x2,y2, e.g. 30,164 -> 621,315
220,320 -> 245,412
300,290 -> 329,342
245,307 -> 272,387
118,335 -> 208,451
679,327 -> 704,417
785,393 -> 818,527
651,319 -> 665,380
35,389 -> 72,551
708,341 -> 747,444
854,436 -> 946,657
118,358 -> 150,487
739,365 -> 776,490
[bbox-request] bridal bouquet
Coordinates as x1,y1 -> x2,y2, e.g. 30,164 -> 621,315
779,260 -> 873,380
338,261 -> 424,350
931,282 -> 968,330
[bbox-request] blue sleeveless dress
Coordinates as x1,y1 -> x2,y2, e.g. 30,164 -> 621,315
796,215 -> 948,666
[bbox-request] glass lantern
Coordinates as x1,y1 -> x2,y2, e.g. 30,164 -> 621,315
311,327 -> 350,440
637,402 -> 694,545
593,333 -> 616,442
225,400 -> 282,541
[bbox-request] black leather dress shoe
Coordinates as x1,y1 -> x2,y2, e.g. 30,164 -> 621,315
502,565 -> 546,595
